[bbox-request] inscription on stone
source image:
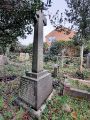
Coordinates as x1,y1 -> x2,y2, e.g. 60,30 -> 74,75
19,78 -> 35,106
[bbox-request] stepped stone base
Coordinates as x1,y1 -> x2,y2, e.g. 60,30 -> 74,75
17,70 -> 53,110
15,90 -> 55,120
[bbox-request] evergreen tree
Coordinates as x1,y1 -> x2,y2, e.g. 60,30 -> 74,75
0,0 -> 42,54
0,0 -> 52,54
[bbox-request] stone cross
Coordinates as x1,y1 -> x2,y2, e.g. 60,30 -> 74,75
32,10 -> 47,73
17,11 -> 52,113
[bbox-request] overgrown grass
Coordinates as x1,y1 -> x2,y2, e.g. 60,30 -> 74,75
67,79 -> 90,92
0,56 -> 90,120
0,61 -> 31,77
41,95 -> 90,120
0,80 -> 30,120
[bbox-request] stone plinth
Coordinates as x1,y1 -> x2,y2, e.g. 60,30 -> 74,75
18,70 -> 52,110
15,90 -> 55,120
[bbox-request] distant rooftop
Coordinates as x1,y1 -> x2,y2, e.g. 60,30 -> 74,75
45,26 -> 75,46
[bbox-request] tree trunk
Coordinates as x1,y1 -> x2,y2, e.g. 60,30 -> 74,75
80,45 -> 84,73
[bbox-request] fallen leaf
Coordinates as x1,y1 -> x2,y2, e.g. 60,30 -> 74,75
76,96 -> 83,100
71,111 -> 77,120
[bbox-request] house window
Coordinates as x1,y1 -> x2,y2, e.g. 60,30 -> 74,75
48,37 -> 56,42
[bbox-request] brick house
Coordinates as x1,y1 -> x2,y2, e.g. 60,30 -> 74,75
45,27 -> 79,56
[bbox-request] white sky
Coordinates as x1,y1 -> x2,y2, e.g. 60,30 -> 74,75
19,0 -> 68,45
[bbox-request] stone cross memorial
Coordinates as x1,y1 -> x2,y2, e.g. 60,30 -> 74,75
18,10 -> 52,111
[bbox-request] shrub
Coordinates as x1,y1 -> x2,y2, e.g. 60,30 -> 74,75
75,70 -> 84,79
44,54 -> 57,62
75,70 -> 89,79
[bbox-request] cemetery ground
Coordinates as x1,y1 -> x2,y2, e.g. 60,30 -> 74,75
0,54 -> 90,120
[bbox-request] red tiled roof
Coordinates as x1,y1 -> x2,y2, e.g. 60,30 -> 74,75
45,27 -> 75,46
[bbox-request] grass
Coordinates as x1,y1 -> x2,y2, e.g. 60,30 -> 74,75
41,95 -> 90,120
0,61 -> 31,77
0,96 -> 4,109
67,79 -> 90,92
0,56 -> 90,119
0,80 -> 30,120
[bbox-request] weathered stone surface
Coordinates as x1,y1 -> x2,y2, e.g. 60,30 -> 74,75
25,53 -> 29,61
16,90 -> 55,120
63,83 -> 90,100
17,10 -> 53,114
62,104 -> 71,113
69,88 -> 90,100
87,53 -> 90,68
52,64 -> 59,77
19,77 -> 35,107
0,55 -> 8,65
32,10 -> 47,73
25,70 -> 48,78
19,53 -> 26,61
19,70 -> 53,110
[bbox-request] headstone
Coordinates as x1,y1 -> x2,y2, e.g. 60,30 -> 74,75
5,46 -> 10,57
87,53 -> 90,68
19,53 -> 26,61
0,55 -> 8,65
53,64 -> 59,77
17,10 -> 53,112
25,53 -> 30,61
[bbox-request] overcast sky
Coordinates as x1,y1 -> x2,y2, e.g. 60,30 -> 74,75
19,0 -> 68,45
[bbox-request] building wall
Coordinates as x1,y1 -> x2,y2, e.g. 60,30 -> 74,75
45,28 -> 77,57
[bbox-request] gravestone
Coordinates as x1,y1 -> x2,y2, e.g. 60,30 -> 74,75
87,53 -> 90,68
25,53 -> 29,61
53,64 -> 59,77
0,55 -> 8,65
5,46 -> 10,57
19,53 -> 26,61
17,10 -> 53,111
